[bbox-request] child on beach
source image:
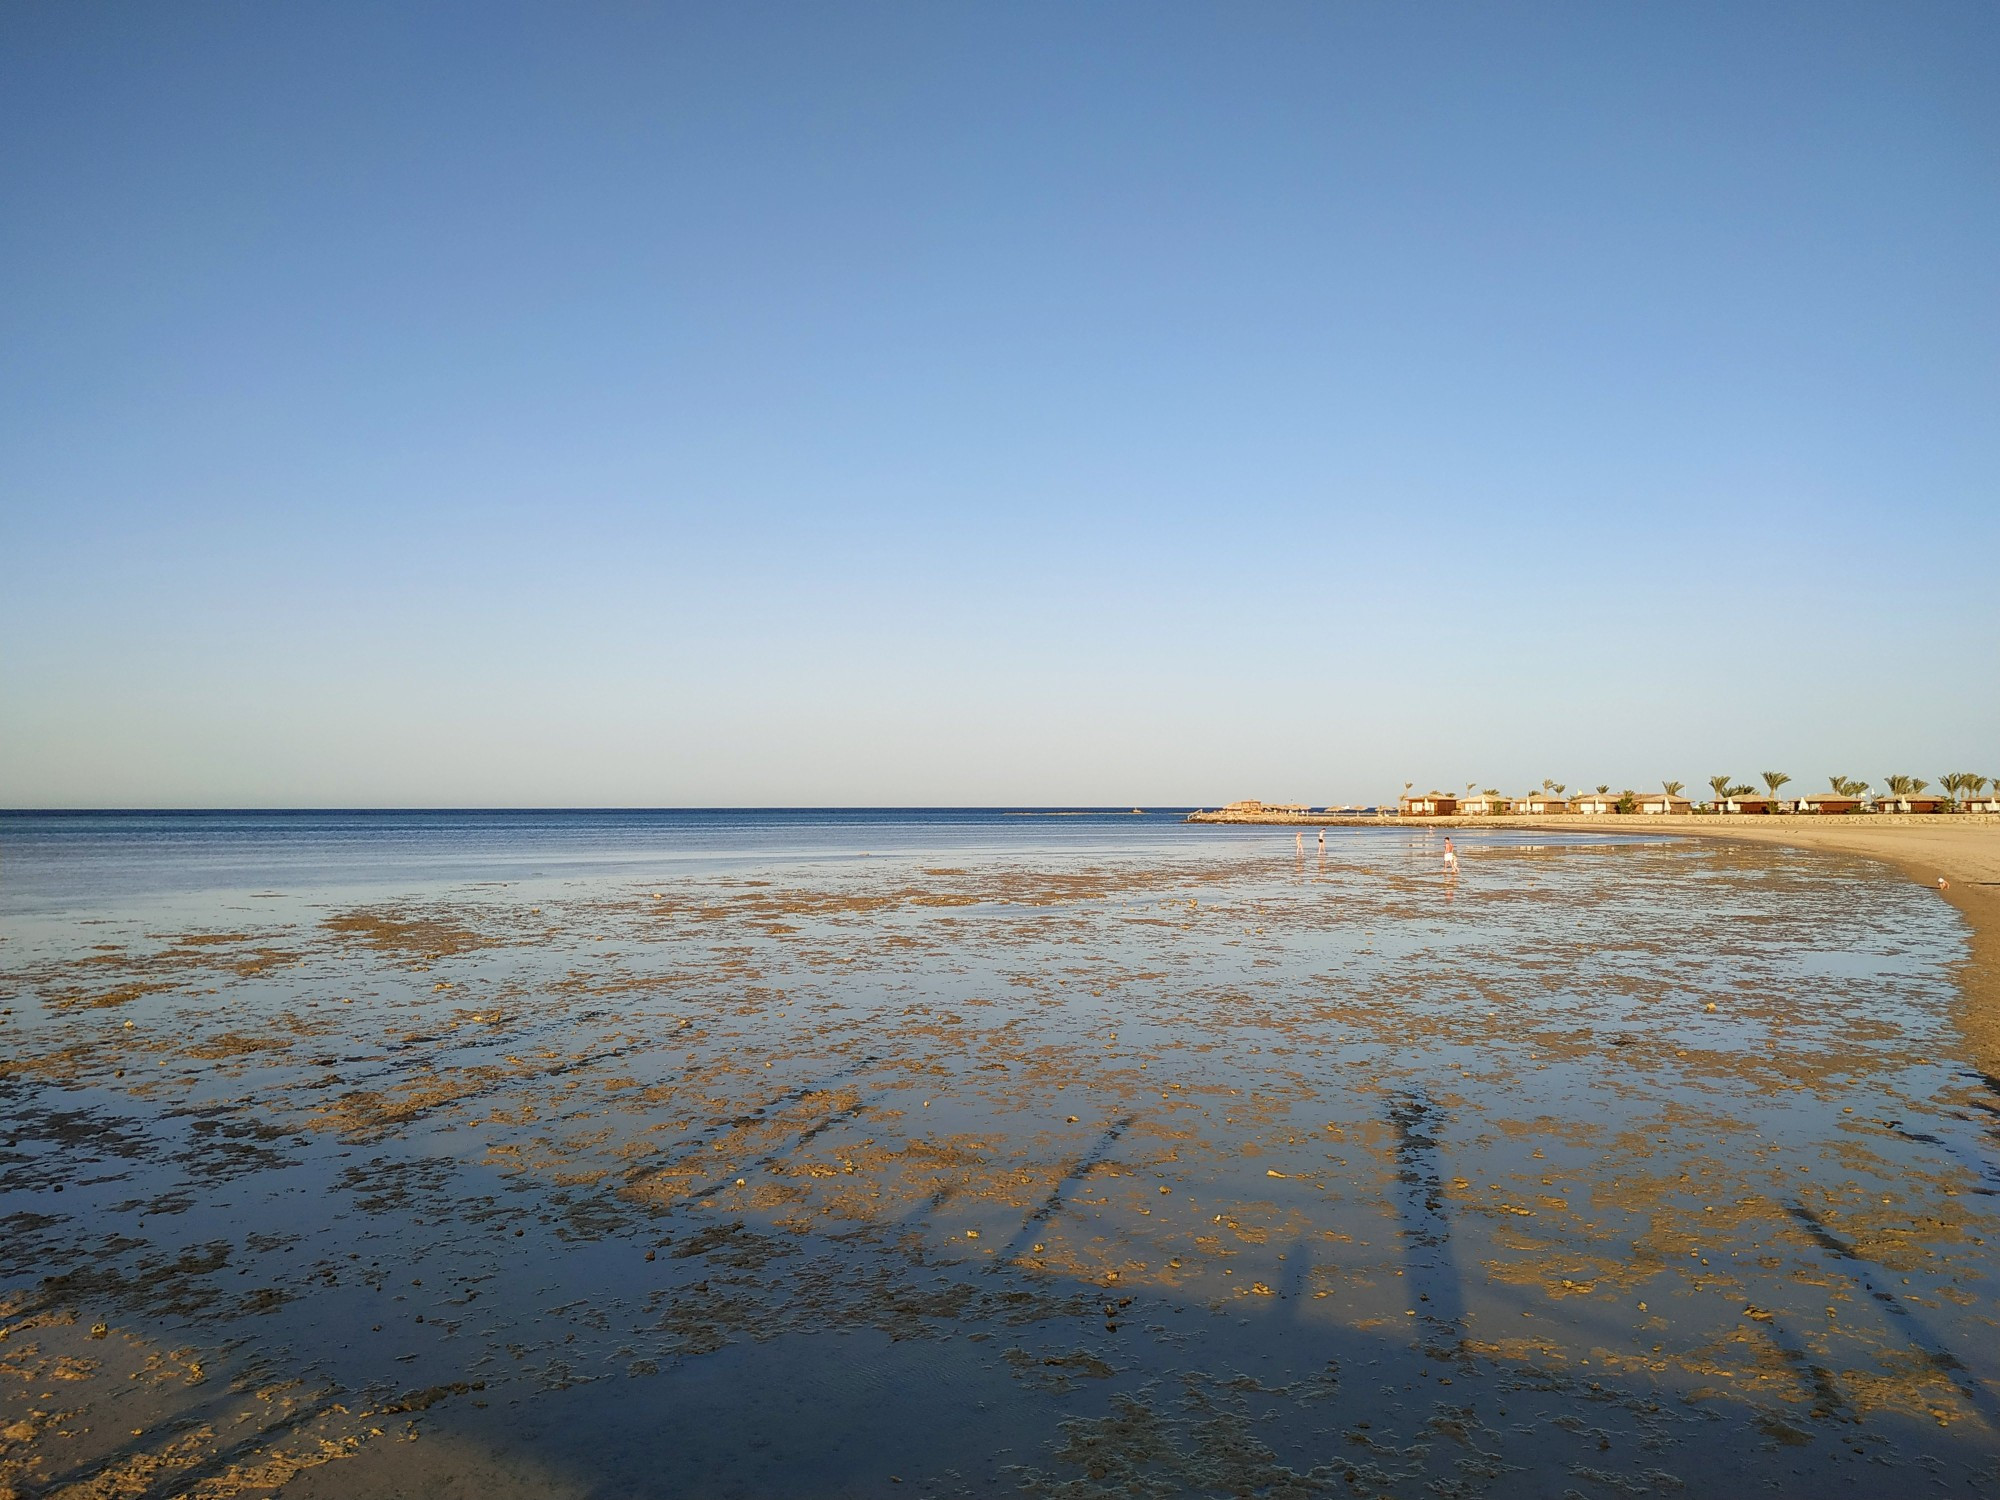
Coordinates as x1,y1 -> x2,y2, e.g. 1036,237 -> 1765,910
1443,837 -> 1458,876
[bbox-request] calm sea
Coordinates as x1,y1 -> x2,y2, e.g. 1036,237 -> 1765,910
0,807 -> 1577,915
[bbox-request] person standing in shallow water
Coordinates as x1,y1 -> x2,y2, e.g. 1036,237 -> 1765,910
1443,836 -> 1458,876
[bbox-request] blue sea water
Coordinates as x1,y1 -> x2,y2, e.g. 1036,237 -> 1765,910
0,808 -> 1188,912
0,807 -> 1541,915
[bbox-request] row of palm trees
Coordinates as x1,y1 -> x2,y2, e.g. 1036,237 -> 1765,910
1698,771 -> 1993,805
1434,772 -> 1995,809
1506,772 -> 1992,807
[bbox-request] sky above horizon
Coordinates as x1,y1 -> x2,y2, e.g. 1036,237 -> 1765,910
3,2 -> 1995,808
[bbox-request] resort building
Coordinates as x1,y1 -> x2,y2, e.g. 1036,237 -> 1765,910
1875,794 -> 1945,814
1399,791 -> 1459,816
1457,792 -> 1509,815
1633,791 -> 1694,815
1569,792 -> 1622,815
1719,796 -> 1778,814
1793,792 -> 1865,814
1515,791 -> 1568,815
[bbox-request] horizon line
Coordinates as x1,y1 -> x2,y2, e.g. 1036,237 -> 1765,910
0,804 -> 1215,816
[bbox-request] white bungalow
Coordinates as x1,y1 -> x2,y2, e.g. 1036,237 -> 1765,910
1399,791 -> 1459,816
1569,792 -> 1622,815
1634,792 -> 1694,815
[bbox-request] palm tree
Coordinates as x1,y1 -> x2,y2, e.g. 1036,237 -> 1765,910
1543,780 -> 1566,796
1760,771 -> 1791,800
1663,780 -> 1684,798
1595,784 -> 1610,795
1708,774 -> 1733,808
1829,775 -> 1868,798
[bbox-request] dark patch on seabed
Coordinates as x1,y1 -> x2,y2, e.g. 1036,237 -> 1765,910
2,836 -> 1998,1497
1387,1090 -> 1466,1364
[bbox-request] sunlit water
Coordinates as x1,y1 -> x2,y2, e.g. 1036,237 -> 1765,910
1,812 -> 1995,1497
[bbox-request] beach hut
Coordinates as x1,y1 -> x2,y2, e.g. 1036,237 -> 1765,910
1458,792 -> 1508,815
1399,791 -> 1459,816
1633,791 -> 1693,815
1873,794 -> 1945,814
1793,792 -> 1864,815
1515,792 -> 1568,815
1569,792 -> 1622,815
1719,796 -> 1777,814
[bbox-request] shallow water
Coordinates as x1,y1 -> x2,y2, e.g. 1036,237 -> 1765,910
1,814 -> 1996,1497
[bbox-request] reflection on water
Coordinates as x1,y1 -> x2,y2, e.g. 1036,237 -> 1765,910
1,826 -> 1996,1497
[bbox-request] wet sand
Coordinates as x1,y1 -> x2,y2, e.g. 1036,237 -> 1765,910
1200,814 -> 2000,1075
3,834 -> 1997,1496
1501,817 -> 2000,1082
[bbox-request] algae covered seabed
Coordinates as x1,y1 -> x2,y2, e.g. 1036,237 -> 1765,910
2,831 -> 1997,1497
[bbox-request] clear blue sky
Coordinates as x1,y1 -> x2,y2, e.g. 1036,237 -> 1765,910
3,2 -> 1994,807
